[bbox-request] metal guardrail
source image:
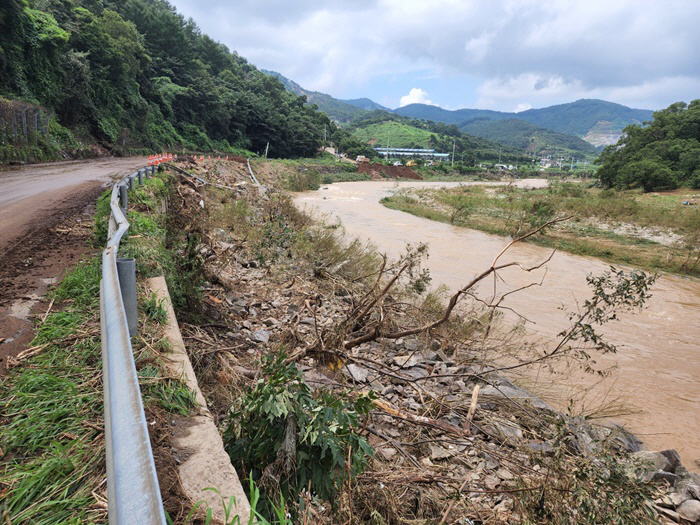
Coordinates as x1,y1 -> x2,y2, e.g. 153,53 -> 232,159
100,165 -> 166,525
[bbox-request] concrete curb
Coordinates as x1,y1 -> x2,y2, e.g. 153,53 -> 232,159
146,277 -> 251,524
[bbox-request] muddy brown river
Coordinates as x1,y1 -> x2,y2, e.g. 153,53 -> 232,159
295,180 -> 700,471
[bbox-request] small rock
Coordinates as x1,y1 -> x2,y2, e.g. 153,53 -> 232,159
345,364 -> 370,383
484,421 -> 524,444
430,444 -> 458,460
392,354 -> 422,368
402,367 -> 429,380
669,490 -> 689,507
379,447 -> 397,460
524,441 -> 555,456
406,401 -> 422,412
677,499 -> 700,523
496,467 -> 514,480
631,450 -> 681,482
404,339 -> 424,352
480,380 -> 552,410
484,474 -> 500,490
251,330 -> 270,343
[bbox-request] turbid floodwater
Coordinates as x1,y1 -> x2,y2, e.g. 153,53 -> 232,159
295,180 -> 700,471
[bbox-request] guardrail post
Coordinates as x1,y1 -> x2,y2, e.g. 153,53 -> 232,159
129,175 -> 136,191
119,184 -> 128,214
139,168 -> 146,182
116,258 -> 138,336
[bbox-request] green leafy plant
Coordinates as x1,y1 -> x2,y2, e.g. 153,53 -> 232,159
144,292 -> 168,324
223,352 -> 375,519
518,418 -> 660,525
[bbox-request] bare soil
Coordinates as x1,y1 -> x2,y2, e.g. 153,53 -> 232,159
357,162 -> 423,180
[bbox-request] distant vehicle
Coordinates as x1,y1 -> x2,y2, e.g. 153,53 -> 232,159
356,155 -> 370,163
393,160 -> 403,166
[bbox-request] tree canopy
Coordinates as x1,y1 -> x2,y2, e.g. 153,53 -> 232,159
0,0 -> 331,158
596,100 -> 700,191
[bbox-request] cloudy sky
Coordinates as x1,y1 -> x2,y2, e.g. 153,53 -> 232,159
168,0 -> 700,112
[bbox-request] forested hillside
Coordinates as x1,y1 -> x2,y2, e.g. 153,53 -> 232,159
597,100 -> 700,191
0,0 -> 333,162
459,118 -> 598,157
261,69 -> 371,123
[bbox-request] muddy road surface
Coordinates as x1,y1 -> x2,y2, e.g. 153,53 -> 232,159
0,157 -> 148,370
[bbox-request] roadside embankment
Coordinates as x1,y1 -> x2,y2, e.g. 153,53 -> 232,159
156,157 -> 700,524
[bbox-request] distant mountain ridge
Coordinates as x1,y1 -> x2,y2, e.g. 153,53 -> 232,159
340,98 -> 390,112
395,99 -> 653,146
261,70 -> 653,149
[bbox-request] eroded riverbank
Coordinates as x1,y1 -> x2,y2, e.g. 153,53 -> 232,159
295,180 -> 700,471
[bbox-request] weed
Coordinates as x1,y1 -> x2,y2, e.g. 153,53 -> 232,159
516,419 -> 660,524
144,292 -> 168,324
224,352 -> 375,520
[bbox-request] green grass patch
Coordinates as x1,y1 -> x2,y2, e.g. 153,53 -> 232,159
0,172 -> 198,524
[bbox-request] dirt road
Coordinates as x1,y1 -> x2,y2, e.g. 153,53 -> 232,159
0,157 -> 148,370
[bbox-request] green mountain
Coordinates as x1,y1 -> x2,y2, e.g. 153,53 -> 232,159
459,118 -> 598,157
261,70 -> 370,122
394,104 -> 508,125
395,99 -> 653,147
517,99 -> 652,138
340,98 -> 389,112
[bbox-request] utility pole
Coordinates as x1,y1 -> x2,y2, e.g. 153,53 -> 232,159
451,139 -> 456,167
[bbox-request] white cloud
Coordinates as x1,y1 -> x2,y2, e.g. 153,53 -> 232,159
167,0 -> 700,111
513,103 -> 532,113
474,74 -> 700,112
399,88 -> 434,107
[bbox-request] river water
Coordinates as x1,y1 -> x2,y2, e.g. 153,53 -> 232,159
295,180 -> 700,471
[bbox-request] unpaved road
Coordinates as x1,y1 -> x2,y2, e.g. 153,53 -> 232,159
0,157 -> 147,370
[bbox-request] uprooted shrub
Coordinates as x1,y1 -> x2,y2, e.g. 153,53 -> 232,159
223,352 -> 375,519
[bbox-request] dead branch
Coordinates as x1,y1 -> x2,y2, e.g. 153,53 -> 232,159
372,398 -> 469,438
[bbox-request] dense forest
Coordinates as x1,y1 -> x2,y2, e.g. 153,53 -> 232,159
0,0 -> 337,161
458,117 -> 598,157
596,100 -> 700,191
